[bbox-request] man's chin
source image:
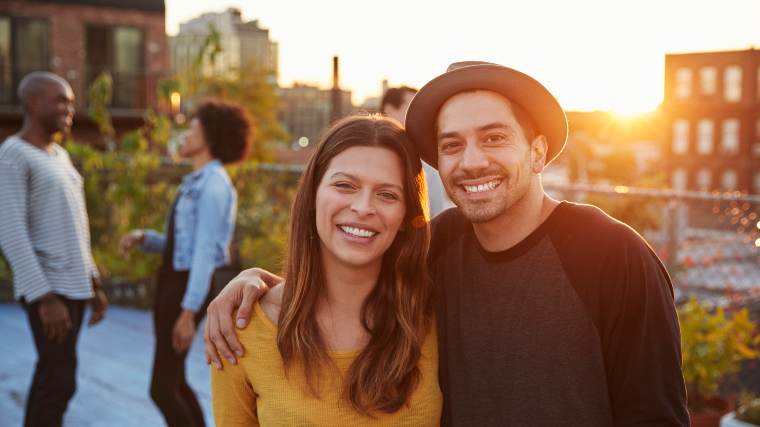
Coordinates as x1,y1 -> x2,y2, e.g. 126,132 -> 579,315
458,202 -> 506,224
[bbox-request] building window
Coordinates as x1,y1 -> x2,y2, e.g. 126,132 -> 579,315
696,168 -> 712,191
720,119 -> 740,155
675,68 -> 692,99
672,168 -> 688,191
722,169 -> 738,191
0,17 -> 49,105
672,119 -> 689,155
699,67 -> 717,95
696,119 -> 713,155
724,65 -> 742,102
86,25 -> 144,109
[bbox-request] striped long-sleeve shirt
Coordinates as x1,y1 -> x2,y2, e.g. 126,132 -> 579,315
0,136 -> 97,302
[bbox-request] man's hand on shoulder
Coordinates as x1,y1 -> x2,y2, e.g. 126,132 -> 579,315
204,267 -> 283,369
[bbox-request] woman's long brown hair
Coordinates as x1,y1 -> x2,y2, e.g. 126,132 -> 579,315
277,114 -> 433,415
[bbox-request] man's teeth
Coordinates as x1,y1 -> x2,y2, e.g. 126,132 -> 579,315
464,180 -> 500,193
340,226 -> 377,238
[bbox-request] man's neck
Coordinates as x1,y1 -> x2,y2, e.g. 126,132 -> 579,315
472,182 -> 559,253
17,121 -> 54,150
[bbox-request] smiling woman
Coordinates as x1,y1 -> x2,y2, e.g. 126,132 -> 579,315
210,114 -> 441,426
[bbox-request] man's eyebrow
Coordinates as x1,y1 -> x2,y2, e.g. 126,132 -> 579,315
476,122 -> 512,133
438,122 -> 512,140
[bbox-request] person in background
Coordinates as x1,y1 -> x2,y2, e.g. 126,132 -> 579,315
119,99 -> 251,427
0,71 -> 108,427
381,86 -> 453,217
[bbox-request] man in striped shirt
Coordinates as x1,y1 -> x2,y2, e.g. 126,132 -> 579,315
0,71 -> 108,426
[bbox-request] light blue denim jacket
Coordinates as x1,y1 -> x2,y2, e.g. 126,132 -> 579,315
140,160 -> 237,311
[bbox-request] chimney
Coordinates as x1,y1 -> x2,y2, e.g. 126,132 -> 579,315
330,56 -> 342,122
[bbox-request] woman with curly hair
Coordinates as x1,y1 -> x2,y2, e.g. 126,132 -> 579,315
119,99 -> 252,427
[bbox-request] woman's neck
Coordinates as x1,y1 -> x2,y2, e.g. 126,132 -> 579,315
192,151 -> 213,171
317,257 -> 381,351
321,260 -> 379,318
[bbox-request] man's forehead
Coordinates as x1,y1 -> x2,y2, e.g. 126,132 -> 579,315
436,90 -> 519,132
39,78 -> 74,98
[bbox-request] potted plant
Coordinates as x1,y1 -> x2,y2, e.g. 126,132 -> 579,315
721,393 -> 760,426
679,298 -> 760,427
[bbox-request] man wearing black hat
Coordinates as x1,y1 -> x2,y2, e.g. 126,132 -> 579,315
203,62 -> 689,426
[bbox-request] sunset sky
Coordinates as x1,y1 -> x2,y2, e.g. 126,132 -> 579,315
164,0 -> 760,113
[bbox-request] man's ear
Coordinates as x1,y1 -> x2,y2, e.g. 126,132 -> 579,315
530,135 -> 548,173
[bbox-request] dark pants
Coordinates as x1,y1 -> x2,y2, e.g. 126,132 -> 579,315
21,295 -> 86,427
149,269 -> 211,427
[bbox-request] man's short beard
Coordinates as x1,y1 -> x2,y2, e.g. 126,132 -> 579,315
454,201 -> 509,224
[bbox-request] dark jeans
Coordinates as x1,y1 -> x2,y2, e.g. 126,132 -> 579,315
21,295 -> 86,427
149,269 -> 211,427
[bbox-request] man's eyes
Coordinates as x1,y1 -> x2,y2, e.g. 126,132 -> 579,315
439,140 -> 461,152
484,134 -> 507,144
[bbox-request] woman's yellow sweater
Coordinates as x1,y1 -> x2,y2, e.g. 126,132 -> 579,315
211,302 -> 442,426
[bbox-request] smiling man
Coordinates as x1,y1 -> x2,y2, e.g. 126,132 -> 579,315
0,71 -> 108,426
408,62 -> 688,426
203,62 -> 689,426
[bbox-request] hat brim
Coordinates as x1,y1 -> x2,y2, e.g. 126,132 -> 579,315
405,64 -> 568,169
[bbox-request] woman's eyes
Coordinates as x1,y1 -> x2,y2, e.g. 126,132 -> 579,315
378,191 -> 400,201
333,182 -> 356,190
332,182 -> 399,201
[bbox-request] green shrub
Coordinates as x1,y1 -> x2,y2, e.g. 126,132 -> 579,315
680,298 -> 760,412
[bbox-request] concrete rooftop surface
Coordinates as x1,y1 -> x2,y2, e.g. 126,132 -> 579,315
0,303 -> 214,426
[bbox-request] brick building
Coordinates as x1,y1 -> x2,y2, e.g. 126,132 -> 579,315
662,49 -> 760,195
0,0 -> 168,143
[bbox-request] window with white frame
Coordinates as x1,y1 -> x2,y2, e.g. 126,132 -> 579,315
697,119 -> 713,155
722,169 -> 738,191
721,119 -> 740,155
696,168 -> 712,191
724,66 -> 742,102
675,68 -> 692,99
672,168 -> 688,190
699,67 -> 717,95
672,120 -> 689,155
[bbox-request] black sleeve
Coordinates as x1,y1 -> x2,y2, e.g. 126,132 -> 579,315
429,207 -> 466,427
551,205 -> 689,426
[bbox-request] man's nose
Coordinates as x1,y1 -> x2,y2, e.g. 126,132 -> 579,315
461,143 -> 489,172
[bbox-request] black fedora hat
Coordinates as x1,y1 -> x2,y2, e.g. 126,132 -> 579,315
405,61 -> 568,169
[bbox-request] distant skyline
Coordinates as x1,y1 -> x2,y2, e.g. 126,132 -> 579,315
165,0 -> 760,113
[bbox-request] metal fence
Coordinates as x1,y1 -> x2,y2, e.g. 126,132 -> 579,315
545,181 -> 760,306
3,167 -> 760,308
